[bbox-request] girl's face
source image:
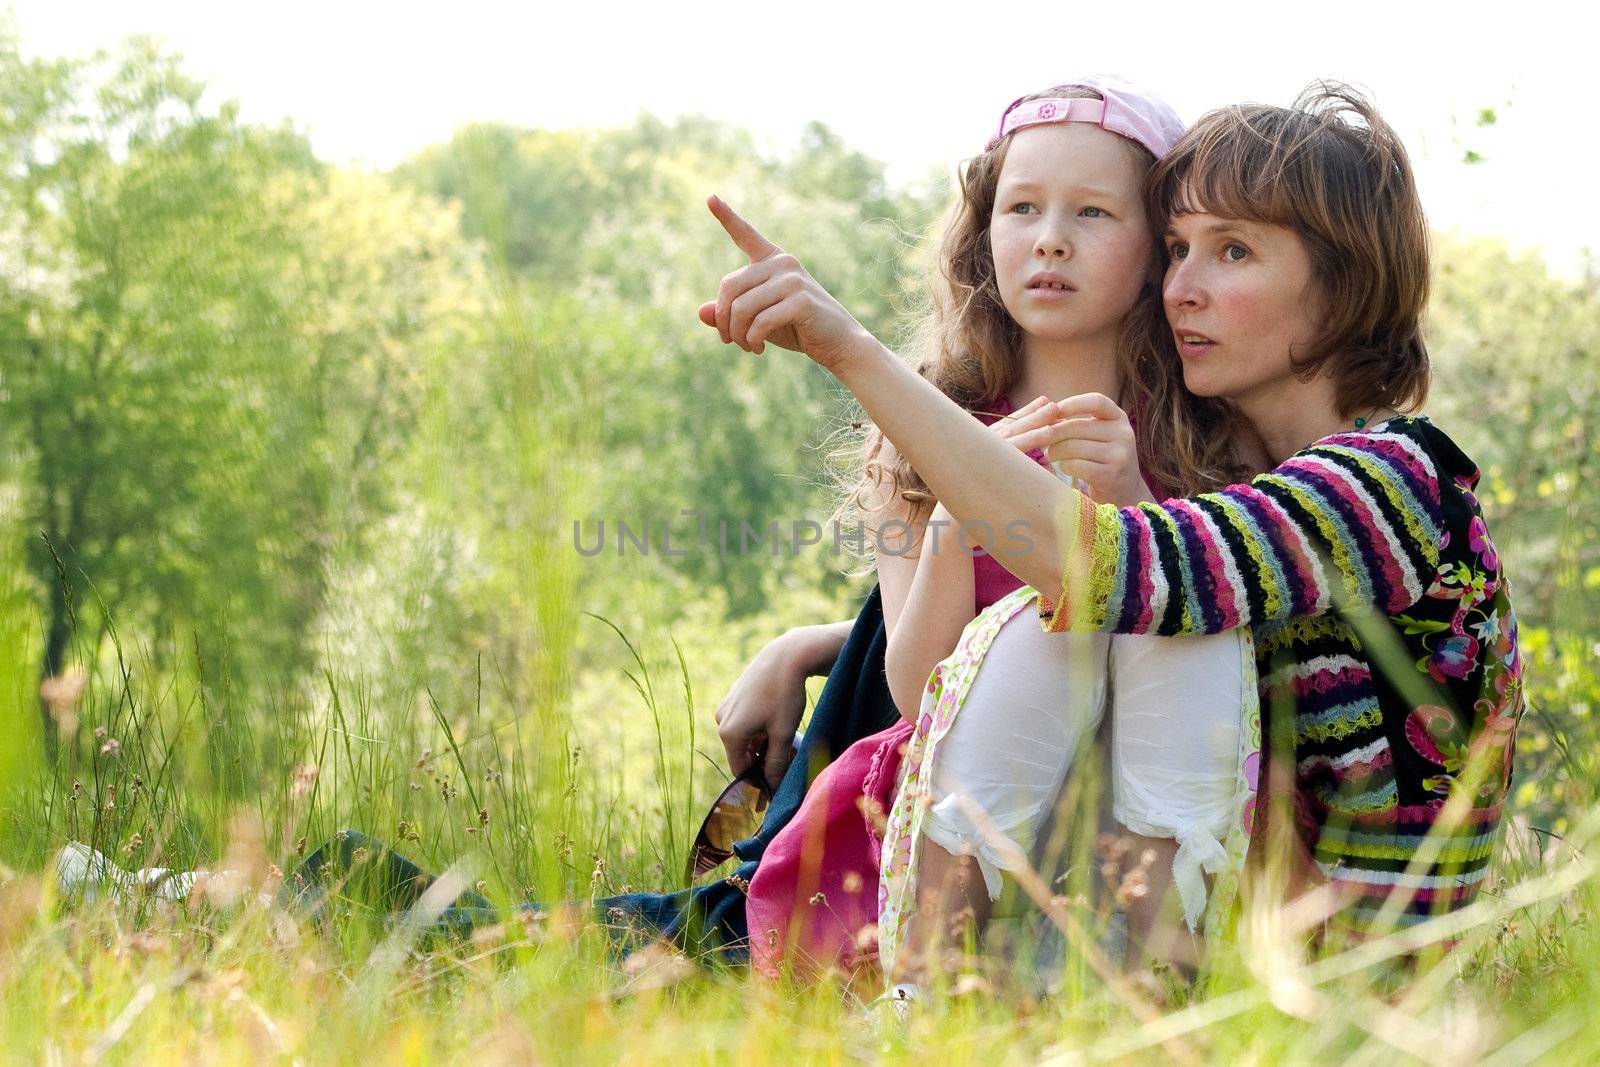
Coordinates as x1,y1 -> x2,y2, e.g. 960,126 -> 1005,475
988,123 -> 1153,349
1161,206 -> 1323,408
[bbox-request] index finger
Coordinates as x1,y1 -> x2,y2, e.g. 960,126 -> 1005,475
1053,392 -> 1125,422
708,194 -> 781,263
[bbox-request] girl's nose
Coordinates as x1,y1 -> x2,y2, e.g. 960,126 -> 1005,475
1034,221 -> 1072,260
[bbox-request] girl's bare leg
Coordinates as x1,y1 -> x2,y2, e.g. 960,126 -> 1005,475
892,840 -> 994,984
1115,833 -> 1200,974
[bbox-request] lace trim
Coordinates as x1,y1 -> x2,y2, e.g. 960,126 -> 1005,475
1086,503 -> 1121,628
1257,614 -> 1360,653
1297,703 -> 1384,744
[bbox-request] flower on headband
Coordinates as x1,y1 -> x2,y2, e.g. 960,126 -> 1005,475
1038,102 -> 1057,119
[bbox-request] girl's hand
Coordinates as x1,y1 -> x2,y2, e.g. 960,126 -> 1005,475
927,397 -> 1058,554
986,395 -> 1068,454
714,628 -> 812,787
1047,392 -> 1154,506
696,196 -> 875,373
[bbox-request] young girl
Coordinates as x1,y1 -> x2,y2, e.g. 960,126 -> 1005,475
703,82 -> 1524,962
726,76 -> 1256,985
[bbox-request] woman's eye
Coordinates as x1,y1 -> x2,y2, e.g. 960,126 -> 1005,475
1080,206 -> 1108,218
1010,202 -> 1037,215
1167,242 -> 1189,260
1224,243 -> 1249,262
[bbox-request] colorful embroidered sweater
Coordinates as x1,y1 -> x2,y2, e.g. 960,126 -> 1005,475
1039,416 -> 1524,926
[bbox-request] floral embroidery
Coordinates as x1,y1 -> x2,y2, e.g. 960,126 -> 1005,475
875,589 -> 1040,980
1425,633 -> 1479,683
1468,516 -> 1499,571
1399,459 -> 1524,802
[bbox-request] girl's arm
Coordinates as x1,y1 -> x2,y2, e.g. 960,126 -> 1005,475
883,397 -> 1100,722
715,619 -> 853,785
786,620 -> 855,675
857,428 -> 1044,718
883,497 -> 975,723
855,439 -> 934,718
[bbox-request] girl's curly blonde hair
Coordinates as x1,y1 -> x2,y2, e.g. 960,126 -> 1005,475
838,87 -> 1246,544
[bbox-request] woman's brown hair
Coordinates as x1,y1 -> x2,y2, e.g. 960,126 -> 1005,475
1147,81 -> 1431,418
840,87 -> 1245,540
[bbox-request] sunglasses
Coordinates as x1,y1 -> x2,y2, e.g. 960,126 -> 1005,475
685,766 -> 771,882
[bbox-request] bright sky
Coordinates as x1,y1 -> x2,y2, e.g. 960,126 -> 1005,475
13,0 -> 1598,276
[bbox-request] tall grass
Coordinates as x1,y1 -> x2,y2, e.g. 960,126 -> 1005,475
1,301 -> 1595,1065
4,454 -> 1597,1061
2,536 -> 1598,1063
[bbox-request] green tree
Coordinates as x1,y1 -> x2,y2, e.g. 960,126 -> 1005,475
398,114 -> 939,616
1428,234 -> 1600,633
0,32 -> 488,761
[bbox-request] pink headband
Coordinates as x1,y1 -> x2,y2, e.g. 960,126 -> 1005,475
990,74 -> 1186,161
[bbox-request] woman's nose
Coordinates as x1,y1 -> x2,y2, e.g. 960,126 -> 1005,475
1164,258 -> 1205,309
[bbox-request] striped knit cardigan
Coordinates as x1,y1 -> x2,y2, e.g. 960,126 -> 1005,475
1040,416 -> 1524,927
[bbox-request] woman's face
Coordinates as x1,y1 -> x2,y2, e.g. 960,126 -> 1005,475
988,123 -> 1152,349
1161,204 -> 1323,408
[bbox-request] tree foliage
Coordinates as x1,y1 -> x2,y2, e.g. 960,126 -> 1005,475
0,31 -> 488,752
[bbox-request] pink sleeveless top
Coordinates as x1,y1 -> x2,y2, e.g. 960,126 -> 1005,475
971,395 -> 1051,612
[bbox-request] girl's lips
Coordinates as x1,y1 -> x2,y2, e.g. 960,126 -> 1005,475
1025,285 -> 1076,302
1175,331 -> 1216,359
1025,271 -> 1076,301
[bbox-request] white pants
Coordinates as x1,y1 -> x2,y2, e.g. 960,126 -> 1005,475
920,616 -> 1245,928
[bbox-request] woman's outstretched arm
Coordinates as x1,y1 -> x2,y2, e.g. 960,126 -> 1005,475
700,197 -> 1443,639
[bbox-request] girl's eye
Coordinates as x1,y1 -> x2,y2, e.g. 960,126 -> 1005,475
1009,202 -> 1037,215
1080,206 -> 1108,218
1167,242 -> 1189,260
1224,243 -> 1249,262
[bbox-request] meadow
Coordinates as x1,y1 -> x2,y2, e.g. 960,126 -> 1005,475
2,25 -> 1599,1064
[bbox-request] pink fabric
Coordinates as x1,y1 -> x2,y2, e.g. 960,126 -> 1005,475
745,398 -> 1038,980
969,397 -> 1034,614
971,547 -> 1024,617
744,720 -> 913,979
990,74 -> 1186,160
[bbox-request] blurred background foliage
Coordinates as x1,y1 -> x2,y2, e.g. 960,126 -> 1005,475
0,25 -> 937,886
0,23 -> 1596,893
